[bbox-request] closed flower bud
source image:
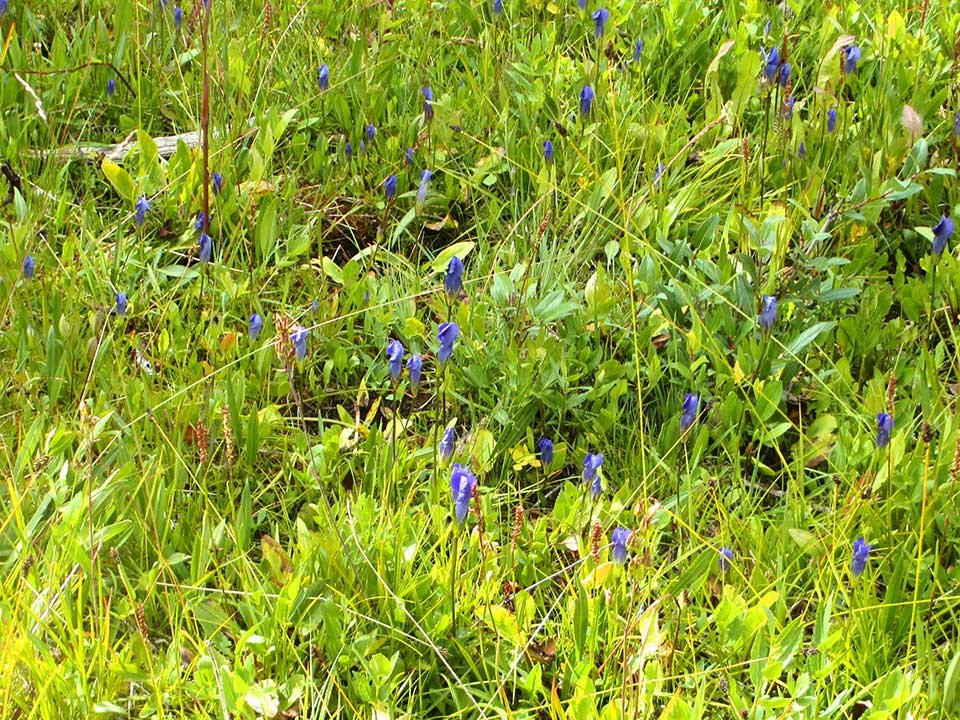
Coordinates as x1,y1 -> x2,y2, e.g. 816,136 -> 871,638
851,536 -> 871,577
249,313 -> 263,340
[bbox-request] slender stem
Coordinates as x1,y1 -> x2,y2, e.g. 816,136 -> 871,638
450,526 -> 461,638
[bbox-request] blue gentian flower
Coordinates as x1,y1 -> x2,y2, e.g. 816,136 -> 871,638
763,19 -> 771,36
439,426 -> 456,462
611,527 -> 631,564
249,313 -> 263,340
22,255 -> 35,279
386,339 -> 404,382
445,256 -> 464,300
107,79 -> 116,97
135,195 -> 150,226
798,142 -> 806,158
450,463 -> 477,525
437,321 -> 459,363
827,107 -> 837,133
318,63 -> 330,90
493,0 -> 502,13
194,212 -> 206,232
292,326 -> 308,360
582,452 -> 603,487
198,232 -> 212,263
876,413 -> 893,449
423,86 -> 434,122
310,298 -> 319,314
543,139 -> 554,163
759,294 -> 778,331
844,45 -> 861,74
577,0 -> 587,9
592,8 -> 610,38
405,148 -> 415,166
366,124 -> 376,143
932,215 -> 955,255
851,536 -> 871,577
406,354 -> 423,388
417,169 -> 432,205
779,62 -> 791,87
212,172 -> 223,196
345,141 -> 352,160
0,0 -> 8,16
115,291 -> 128,316
173,5 -> 182,28
538,437 -> 554,468
762,46 -> 780,82
653,163 -> 665,187
633,39 -> 643,62
680,393 -> 699,432
718,546 -> 734,573
580,85 -> 595,117
385,175 -> 398,201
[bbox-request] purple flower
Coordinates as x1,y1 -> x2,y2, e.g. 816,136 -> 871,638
577,0 -> 587,8
680,393 -> 699,432
718,546 -> 734,573
591,8 -> 610,38
366,124 -> 376,143
932,215 -> 955,255
135,195 -> 150,227
345,141 -> 353,161
762,46 -> 780,82
493,0 -> 502,13
543,139 -> 554,163
612,527 -> 631,564
249,313 -> 263,340
292,326 -> 308,360
385,175 -> 398,201
582,452 -> 603,497
22,254 -> 35,279
173,5 -> 182,28
198,232 -> 212,263
653,163 -> 665,187
318,63 -> 330,91
827,107 -> 837,133
439,426 -> 456,462
194,212 -> 206,232
423,86 -> 434,122
445,256 -> 464,300
417,169 -> 432,205
405,148 -> 415,166
759,294 -> 777,331
798,142 -> 806,159
633,39 -> 643,63
450,463 -> 477,525
107,79 -> 116,97
437,321 -> 459,363
537,437 -> 554,468
115,291 -> 128,316
212,172 -> 223,196
876,413 -> 893,449
851,536 -> 871,577
779,62 -> 791,87
580,85 -> 595,117
406,354 -> 423,388
0,0 -> 8,16
844,45 -> 862,74
386,339 -> 404,382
